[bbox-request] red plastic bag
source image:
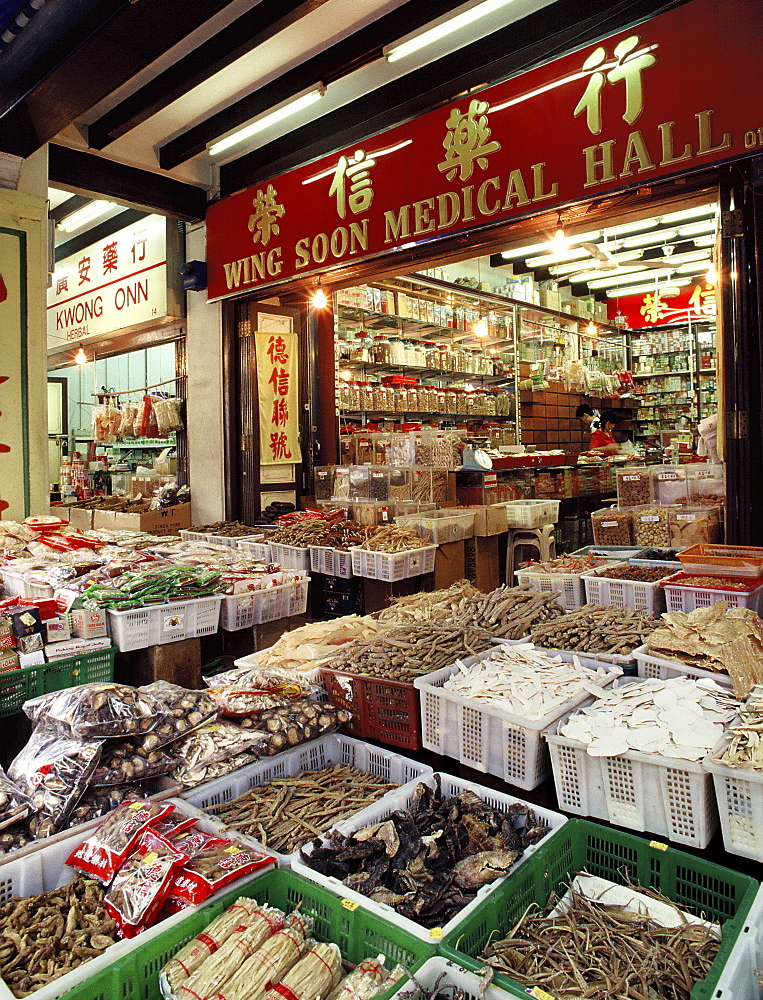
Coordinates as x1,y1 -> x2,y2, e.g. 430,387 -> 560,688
168,835 -> 272,906
105,828 -> 189,938
140,395 -> 160,438
66,799 -> 174,883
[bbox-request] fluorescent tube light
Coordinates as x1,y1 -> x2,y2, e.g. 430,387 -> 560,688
386,0 -> 518,62
586,268 -> 655,289
616,229 -> 678,249
209,86 -> 325,156
58,200 -> 116,233
605,278 -> 689,298
676,219 -> 717,237
659,204 -> 716,224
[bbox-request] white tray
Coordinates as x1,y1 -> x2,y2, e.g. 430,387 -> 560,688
293,771 -> 567,943
180,733 -> 433,866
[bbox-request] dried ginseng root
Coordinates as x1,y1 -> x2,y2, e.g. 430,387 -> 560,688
214,912 -> 312,1000
159,898 -> 275,1000
263,941 -> 343,1000
179,905 -> 298,1000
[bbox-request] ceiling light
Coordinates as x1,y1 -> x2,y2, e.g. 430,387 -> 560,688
706,261 -> 717,284
385,0 -> 519,62
475,317 -> 489,337
312,287 -> 329,308
551,223 -> 568,254
526,248 -> 590,267
694,235 -> 716,247
58,200 -> 116,234
586,321 -> 597,336
674,256 -> 711,274
616,228 -> 678,249
586,268 -> 656,289
659,204 -> 716,224
606,219 -> 660,237
209,86 -> 325,156
605,278 -> 690,298
676,219 -> 717,237
74,345 -> 88,365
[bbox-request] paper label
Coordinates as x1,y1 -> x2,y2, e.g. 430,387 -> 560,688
641,516 -> 660,522
341,899 -> 359,911
676,513 -> 696,521
601,521 -> 618,528
649,840 -> 668,851
429,927 -> 443,940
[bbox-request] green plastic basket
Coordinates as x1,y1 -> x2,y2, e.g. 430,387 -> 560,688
0,646 -> 115,717
65,868 -> 435,1000
440,818 -> 759,1000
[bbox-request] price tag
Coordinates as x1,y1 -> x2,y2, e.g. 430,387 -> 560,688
341,899 -> 359,911
528,989 -> 556,1000
641,516 -> 660,522
658,473 -> 680,480
649,840 -> 668,851
429,927 -> 443,941
602,521 -> 618,528
622,475 -> 642,482
677,513 -> 696,521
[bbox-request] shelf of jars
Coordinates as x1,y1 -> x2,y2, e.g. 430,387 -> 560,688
337,361 -> 514,385
339,410 -> 516,421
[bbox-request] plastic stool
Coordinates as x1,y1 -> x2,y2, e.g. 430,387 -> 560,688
507,523 -> 556,586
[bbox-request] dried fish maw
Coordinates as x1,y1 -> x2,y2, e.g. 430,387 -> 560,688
724,635 -> 763,699
453,849 -> 521,889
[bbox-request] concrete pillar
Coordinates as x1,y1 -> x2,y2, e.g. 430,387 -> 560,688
184,220 -> 226,522
0,148 -> 49,518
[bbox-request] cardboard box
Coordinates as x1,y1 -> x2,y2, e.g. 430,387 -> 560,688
0,618 -> 14,651
0,650 -> 19,674
61,505 -> 95,530
70,608 -> 107,639
45,617 -> 72,643
434,540 -> 465,590
44,636 -> 112,661
447,505 -> 508,536
464,536 -> 502,592
8,606 -> 43,639
18,650 -> 45,669
92,502 -> 192,537
540,289 -> 561,311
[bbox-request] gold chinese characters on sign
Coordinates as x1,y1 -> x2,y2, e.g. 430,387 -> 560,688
255,331 -> 302,464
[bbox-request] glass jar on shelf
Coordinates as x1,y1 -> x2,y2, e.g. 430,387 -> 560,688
424,342 -> 439,369
464,390 -> 476,415
357,381 -> 373,410
450,347 -> 465,373
372,335 -> 392,365
337,380 -> 351,410
371,381 -> 386,411
351,331 -> 373,363
483,391 -> 497,416
393,385 -> 409,412
389,336 -> 406,366
347,380 -> 361,410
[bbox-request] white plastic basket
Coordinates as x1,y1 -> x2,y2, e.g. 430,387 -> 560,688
350,544 -> 436,581
546,685 -> 720,848
268,542 -> 312,571
293,771 -> 567,943
236,538 -> 273,562
491,638 -> 647,670
308,545 -> 355,579
635,648 -> 733,688
180,733 -> 433,865
0,797 -> 274,1000
514,568 -> 585,610
582,562 -> 670,616
662,575 -> 763,613
0,569 -> 54,600
502,499 -> 560,528
710,884 -> 763,999
704,751 -> 763,862
180,529 -> 264,549
219,574 -> 309,631
414,649 -> 620,790
386,957 -> 513,1000
106,595 -> 223,652
394,511 -> 475,544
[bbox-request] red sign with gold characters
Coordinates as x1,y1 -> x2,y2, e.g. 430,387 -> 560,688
255,331 -> 301,464
608,282 -> 717,329
206,0 -> 763,301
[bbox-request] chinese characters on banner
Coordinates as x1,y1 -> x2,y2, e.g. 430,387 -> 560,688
255,331 -> 302,464
206,0 -> 763,301
609,282 -> 717,329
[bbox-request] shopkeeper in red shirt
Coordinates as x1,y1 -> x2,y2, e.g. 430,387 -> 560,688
587,409 -> 623,455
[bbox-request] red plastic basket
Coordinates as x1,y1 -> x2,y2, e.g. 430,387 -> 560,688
321,666 -> 421,751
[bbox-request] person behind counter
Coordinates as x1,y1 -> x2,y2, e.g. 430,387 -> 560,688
575,403 -> 601,432
587,409 -> 623,455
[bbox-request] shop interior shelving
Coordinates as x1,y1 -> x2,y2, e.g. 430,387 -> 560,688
335,273 -> 627,446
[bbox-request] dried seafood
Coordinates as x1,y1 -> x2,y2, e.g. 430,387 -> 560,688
211,765 -> 396,853
592,565 -> 672,583
480,877 -> 721,1000
243,615 -> 383,671
529,603 -> 658,655
301,777 -> 549,928
442,644 -> 618,720
361,525 -> 431,553
647,602 -> 763,698
558,676 -> 737,759
377,581 -> 480,623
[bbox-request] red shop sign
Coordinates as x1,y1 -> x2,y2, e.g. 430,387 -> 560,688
609,282 -> 717,329
206,0 -> 763,301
